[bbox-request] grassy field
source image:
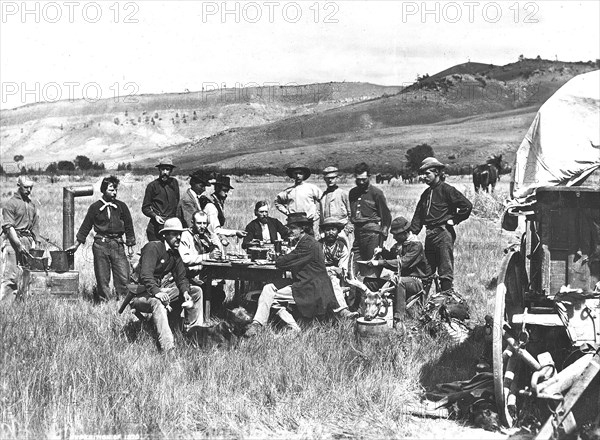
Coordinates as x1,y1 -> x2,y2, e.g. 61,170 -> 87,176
0,173 -> 513,439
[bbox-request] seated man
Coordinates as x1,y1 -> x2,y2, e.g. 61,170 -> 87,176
129,218 -> 202,352
242,201 -> 289,249
247,212 -> 338,334
319,217 -> 358,319
369,216 -> 433,328
178,210 -> 225,317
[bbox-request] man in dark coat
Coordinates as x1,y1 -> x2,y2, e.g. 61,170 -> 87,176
241,201 -> 289,249
410,157 -> 472,295
142,158 -> 180,241
177,169 -> 212,228
247,212 -> 338,334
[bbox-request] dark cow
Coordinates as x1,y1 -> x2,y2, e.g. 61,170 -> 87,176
375,173 -> 397,184
473,154 -> 504,193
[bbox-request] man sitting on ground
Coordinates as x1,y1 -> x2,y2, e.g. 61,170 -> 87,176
319,217 -> 358,319
247,212 -> 338,334
129,218 -> 202,353
369,216 -> 433,328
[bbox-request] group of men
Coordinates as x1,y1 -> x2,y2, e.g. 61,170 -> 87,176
0,155 -> 472,352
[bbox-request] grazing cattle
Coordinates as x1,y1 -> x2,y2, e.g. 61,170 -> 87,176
376,173 -> 397,184
473,154 -> 504,193
402,172 -> 418,184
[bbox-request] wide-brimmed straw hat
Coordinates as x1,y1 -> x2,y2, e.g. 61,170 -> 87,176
286,212 -> 311,226
418,157 -> 445,172
322,166 -> 339,178
159,218 -> 186,235
156,157 -> 176,168
286,164 -> 311,179
320,217 -> 345,230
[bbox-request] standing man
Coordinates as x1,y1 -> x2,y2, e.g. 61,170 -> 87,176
410,157 -> 472,295
199,174 -> 246,240
274,164 -> 322,236
69,176 -> 135,303
142,158 -> 180,241
129,218 -> 203,353
349,162 -> 391,276
1,176 -> 39,301
320,166 -> 352,246
177,169 -> 212,228
247,212 -> 338,334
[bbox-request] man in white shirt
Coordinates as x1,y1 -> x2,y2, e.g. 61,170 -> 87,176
199,173 -> 247,243
274,164 -> 322,236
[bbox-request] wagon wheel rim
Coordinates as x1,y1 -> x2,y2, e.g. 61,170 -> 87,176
492,249 -> 525,427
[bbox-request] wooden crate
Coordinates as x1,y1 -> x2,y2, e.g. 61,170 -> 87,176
536,187 -> 600,295
20,268 -> 79,300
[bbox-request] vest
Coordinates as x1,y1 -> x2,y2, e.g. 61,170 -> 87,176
199,195 -> 226,227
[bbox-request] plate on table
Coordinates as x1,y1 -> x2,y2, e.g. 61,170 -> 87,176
231,259 -> 253,266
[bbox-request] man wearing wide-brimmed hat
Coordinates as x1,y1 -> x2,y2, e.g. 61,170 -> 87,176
1,176 -> 39,301
410,157 -> 472,297
274,164 -> 322,236
199,173 -> 246,239
247,212 -> 338,335
320,166 -> 352,247
128,218 -> 203,352
370,216 -> 433,326
142,157 -> 180,241
319,217 -> 358,319
177,169 -> 212,228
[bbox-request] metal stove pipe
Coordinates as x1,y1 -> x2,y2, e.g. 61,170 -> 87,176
63,186 -> 93,269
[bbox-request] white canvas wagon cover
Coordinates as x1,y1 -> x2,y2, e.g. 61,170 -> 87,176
511,70 -> 600,200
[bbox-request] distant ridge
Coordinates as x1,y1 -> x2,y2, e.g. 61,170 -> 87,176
1,59 -> 597,173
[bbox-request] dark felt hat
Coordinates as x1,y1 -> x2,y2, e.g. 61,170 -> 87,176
189,169 -> 212,185
285,164 -> 311,179
214,173 -> 234,189
286,212 -> 311,226
390,216 -> 411,234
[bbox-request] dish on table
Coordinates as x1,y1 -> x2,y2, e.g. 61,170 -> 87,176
230,259 -> 253,266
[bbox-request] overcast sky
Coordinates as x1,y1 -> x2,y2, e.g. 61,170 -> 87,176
1,0 -> 599,110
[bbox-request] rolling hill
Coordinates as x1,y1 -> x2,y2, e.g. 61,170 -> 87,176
1,59 -> 597,174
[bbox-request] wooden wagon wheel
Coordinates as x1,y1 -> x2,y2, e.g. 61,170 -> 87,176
493,248 -> 526,427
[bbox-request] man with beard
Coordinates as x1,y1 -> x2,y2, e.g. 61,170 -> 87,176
69,176 -> 135,303
320,166 -> 352,247
177,169 -> 212,229
199,173 -> 246,242
275,164 -> 322,236
319,217 -> 358,319
349,162 -> 391,277
142,158 -> 180,241
178,210 -> 223,321
410,157 -> 472,296
246,212 -> 338,335
1,176 -> 39,301
129,218 -> 203,353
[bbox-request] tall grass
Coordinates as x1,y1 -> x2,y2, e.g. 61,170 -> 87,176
1,175 -> 505,438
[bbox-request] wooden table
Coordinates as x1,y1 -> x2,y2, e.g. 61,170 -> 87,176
200,260 -> 289,318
